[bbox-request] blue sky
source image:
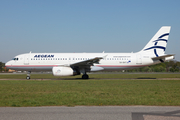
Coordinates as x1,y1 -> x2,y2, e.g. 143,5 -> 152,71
1,0 -> 180,63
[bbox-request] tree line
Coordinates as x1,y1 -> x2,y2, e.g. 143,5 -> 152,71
127,60 -> 180,72
0,62 -> 7,72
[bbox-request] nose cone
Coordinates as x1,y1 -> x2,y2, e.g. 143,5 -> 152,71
5,61 -> 12,68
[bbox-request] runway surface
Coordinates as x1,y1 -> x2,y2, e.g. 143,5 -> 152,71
0,106 -> 180,120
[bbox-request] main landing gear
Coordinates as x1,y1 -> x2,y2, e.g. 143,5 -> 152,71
80,69 -> 89,79
82,73 -> 89,79
26,71 -> 31,80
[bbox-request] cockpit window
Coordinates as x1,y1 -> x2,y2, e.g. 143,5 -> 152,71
12,58 -> 19,61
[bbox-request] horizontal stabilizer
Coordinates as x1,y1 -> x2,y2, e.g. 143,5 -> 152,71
151,54 -> 175,61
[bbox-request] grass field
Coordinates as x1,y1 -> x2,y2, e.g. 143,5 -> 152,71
0,73 -> 180,79
0,73 -> 180,107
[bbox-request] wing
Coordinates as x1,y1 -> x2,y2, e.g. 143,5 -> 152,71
70,57 -> 103,67
69,56 -> 105,73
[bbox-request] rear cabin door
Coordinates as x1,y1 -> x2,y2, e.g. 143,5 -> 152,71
136,54 -> 142,64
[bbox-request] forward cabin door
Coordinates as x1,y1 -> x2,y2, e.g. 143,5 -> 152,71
136,54 -> 142,64
24,54 -> 29,65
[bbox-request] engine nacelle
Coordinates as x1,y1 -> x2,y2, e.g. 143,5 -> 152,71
52,66 -> 75,76
90,66 -> 104,72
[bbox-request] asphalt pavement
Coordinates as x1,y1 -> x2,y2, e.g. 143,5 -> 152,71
0,106 -> 180,120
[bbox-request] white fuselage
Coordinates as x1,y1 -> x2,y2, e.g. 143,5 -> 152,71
5,52 -> 156,72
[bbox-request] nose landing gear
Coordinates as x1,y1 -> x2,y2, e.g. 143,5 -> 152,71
26,71 -> 31,80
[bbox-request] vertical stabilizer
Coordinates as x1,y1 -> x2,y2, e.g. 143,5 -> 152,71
140,26 -> 171,57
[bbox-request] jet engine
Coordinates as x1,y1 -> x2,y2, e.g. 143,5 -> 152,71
52,66 -> 76,76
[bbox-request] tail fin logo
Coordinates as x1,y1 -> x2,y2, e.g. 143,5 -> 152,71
144,33 -> 169,57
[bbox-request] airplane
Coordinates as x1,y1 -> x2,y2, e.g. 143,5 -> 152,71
5,26 -> 174,79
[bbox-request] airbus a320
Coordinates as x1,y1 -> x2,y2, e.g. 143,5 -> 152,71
5,26 -> 174,79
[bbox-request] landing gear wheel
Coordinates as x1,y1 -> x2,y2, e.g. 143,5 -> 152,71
26,71 -> 31,80
26,76 -> 30,80
82,74 -> 89,79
